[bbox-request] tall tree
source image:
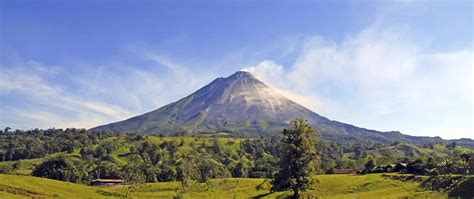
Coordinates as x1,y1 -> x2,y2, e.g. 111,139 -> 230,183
271,118 -> 319,198
177,157 -> 198,191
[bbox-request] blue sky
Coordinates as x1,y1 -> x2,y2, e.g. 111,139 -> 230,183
0,0 -> 472,139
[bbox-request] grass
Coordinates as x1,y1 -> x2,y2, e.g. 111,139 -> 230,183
310,174 -> 445,199
0,174 -> 119,198
0,174 -> 447,198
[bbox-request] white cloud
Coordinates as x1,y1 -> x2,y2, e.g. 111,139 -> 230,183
243,24 -> 473,139
242,60 -> 285,81
0,51 -> 219,129
242,60 -> 324,111
0,61 -> 132,128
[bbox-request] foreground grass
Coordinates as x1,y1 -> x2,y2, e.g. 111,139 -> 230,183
0,174 -> 445,198
0,174 -> 117,198
311,174 -> 444,199
105,174 -> 445,198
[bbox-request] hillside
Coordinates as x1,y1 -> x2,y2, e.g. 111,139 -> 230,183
0,174 -> 447,198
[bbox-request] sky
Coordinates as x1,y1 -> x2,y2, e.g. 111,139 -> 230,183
0,0 -> 472,139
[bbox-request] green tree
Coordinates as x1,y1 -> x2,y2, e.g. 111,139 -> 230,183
271,118 -> 318,198
364,159 -> 375,173
232,161 -> 247,177
177,157 -> 198,191
143,164 -> 160,182
438,157 -> 456,174
93,161 -> 121,179
121,163 -> 146,183
158,164 -> 177,182
32,155 -> 81,182
197,155 -> 230,183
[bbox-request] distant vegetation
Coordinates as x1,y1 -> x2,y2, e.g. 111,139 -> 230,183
0,120 -> 473,197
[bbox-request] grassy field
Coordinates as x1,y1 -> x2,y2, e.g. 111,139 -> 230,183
0,174 -> 446,198
0,174 -> 114,198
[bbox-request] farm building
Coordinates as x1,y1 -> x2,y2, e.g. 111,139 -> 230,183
393,163 -> 407,173
406,161 -> 425,175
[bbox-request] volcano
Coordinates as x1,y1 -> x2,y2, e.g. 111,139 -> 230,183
91,71 -> 446,145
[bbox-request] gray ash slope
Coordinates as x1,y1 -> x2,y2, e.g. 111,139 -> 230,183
91,71 -> 463,145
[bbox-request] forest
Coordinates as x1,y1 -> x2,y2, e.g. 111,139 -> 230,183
1,123 -> 472,187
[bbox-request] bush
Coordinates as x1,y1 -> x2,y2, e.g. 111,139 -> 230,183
249,171 -> 266,178
0,164 -> 12,174
93,161 -> 121,179
326,168 -> 335,174
12,160 -> 22,169
158,164 -> 177,182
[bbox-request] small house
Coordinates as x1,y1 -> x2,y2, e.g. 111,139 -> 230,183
407,161 -> 424,174
393,163 -> 407,173
91,179 -> 126,186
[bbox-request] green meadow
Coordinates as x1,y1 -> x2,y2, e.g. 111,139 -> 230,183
0,174 -> 445,198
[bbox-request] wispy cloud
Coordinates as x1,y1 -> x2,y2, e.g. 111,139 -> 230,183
7,109 -> 110,129
242,23 -> 473,139
242,60 -> 324,111
0,61 -> 133,128
0,50 -> 219,129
